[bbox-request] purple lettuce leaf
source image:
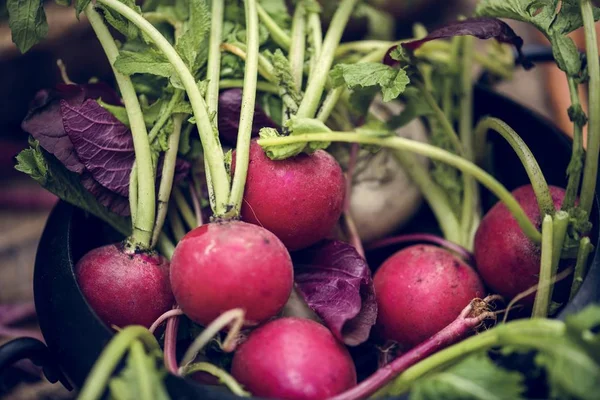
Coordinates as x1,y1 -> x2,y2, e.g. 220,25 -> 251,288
81,173 -> 131,217
61,99 -> 135,197
218,89 -> 278,145
293,240 -> 377,346
392,17 -> 532,70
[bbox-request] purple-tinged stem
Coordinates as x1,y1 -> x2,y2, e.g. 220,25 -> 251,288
149,308 -> 184,334
164,308 -> 181,375
0,302 -> 36,325
366,233 -> 474,265
330,296 -> 500,400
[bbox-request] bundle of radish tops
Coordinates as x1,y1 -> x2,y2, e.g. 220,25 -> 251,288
8,0 -> 600,398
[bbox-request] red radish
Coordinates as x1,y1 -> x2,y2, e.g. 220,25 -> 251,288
233,140 -> 345,251
231,317 -> 357,400
75,243 -> 173,328
474,184 -> 566,306
170,221 -> 293,326
374,244 -> 485,348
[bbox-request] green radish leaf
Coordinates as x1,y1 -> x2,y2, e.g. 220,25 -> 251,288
330,63 -> 410,102
7,0 -> 48,53
97,100 -> 130,126
260,0 -> 292,28
259,118 -> 331,160
565,305 -> 600,362
75,0 -> 92,17
551,0 -> 600,35
114,49 -> 176,79
108,346 -> 170,400
387,86 -> 432,129
474,0 -> 557,36
175,0 -> 211,72
259,127 -> 305,160
15,141 -> 130,236
97,0 -> 143,41
268,49 -> 303,105
550,31 -> 581,77
409,353 -> 526,400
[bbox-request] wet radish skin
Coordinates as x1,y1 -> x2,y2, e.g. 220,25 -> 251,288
76,243 -> 173,328
374,244 -> 485,349
474,185 -> 566,306
235,140 -> 345,251
170,221 -> 293,326
231,317 -> 357,400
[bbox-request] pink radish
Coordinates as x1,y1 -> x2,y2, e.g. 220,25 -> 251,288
374,244 -> 485,348
231,317 -> 357,400
474,184 -> 567,306
169,221 -> 293,326
234,140 -> 345,251
75,243 -> 173,328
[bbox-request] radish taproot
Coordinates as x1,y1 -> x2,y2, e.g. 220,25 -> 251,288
235,140 -> 345,251
231,317 -> 357,400
170,221 -> 294,326
374,244 -> 485,348
76,243 -> 173,328
474,184 -> 567,306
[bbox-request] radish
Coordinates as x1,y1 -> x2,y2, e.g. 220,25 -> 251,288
231,317 -> 357,399
374,244 -> 485,348
235,140 -> 346,251
169,221 -> 294,326
76,244 -> 173,328
474,185 -> 567,306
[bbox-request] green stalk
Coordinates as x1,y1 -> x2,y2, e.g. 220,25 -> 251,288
258,132 -> 542,243
151,114 -> 184,248
569,237 -> 593,300
173,186 -> 196,230
219,79 -> 279,94
221,43 -> 277,83
532,215 -> 554,318
129,162 -> 138,229
307,11 -> 322,77
97,0 -> 231,216
563,77 -> 586,210
393,152 -> 463,244
474,117 -> 555,217
157,233 -> 175,260
317,87 -> 344,122
180,362 -> 249,396
148,90 -> 183,143
78,326 -> 160,400
579,0 -> 600,217
256,3 -> 291,50
418,82 -> 463,155
168,202 -> 186,242
228,0 -> 259,215
548,211 -> 569,306
86,4 -> 155,249
289,4 -> 307,90
334,40 -> 395,58
296,0 -> 360,118
206,0 -> 225,119
130,341 -> 154,400
377,320 -> 565,397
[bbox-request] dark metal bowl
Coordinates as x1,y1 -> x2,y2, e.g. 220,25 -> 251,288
24,83 -> 600,398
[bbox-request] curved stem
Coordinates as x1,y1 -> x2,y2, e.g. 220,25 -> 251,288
151,114 -> 184,248
579,0 -> 600,218
149,308 -> 185,334
474,116 -> 555,217
78,326 -> 159,400
296,0 -> 359,118
180,362 -> 250,396
221,43 -> 276,83
86,4 -> 155,249
206,0 -> 224,119
164,308 -> 180,374
180,309 -> 245,368
96,0 -> 230,216
562,77 -> 585,210
258,132 -> 542,243
531,215 -> 554,318
256,3 -> 291,50
130,341 -> 154,400
219,79 -> 279,94
228,0 -> 259,216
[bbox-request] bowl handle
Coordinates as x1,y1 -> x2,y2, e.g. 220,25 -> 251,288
0,337 -> 72,391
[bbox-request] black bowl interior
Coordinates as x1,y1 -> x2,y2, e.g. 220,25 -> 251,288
33,84 -> 600,398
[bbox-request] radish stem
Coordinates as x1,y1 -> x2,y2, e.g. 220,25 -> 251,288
151,114 -> 184,248
206,0 -> 224,119
157,233 -> 175,260
96,0 -> 231,216
418,82 -> 463,155
180,362 -> 250,396
173,187 -> 196,230
229,0 -> 259,216
78,326 -> 160,400
219,79 -> 279,94
474,116 -> 555,217
258,132 -> 542,243
317,87 -> 344,122
532,215 -> 554,318
549,211 -> 569,305
256,3 -> 291,50
86,4 -> 155,249
129,162 -> 138,228
148,308 -> 184,334
579,0 -> 600,217
307,11 -> 323,77
221,43 -> 277,83
289,4 -> 306,90
168,202 -> 186,242
296,0 -> 359,118
164,309 -> 180,374
569,237 -> 592,300
130,341 -> 154,400
563,78 -> 586,210
149,90 -> 183,143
